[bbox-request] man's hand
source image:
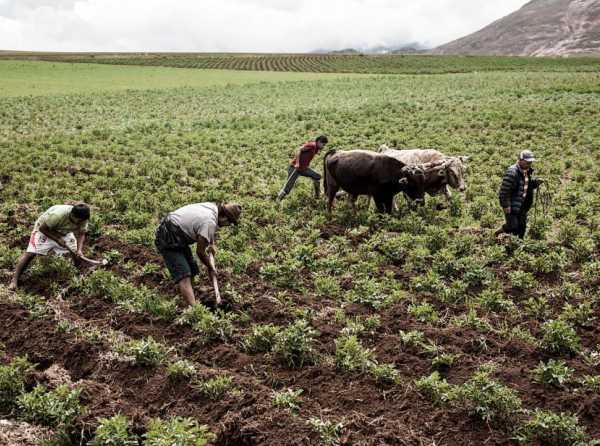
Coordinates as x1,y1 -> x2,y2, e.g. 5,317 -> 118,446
504,207 -> 511,214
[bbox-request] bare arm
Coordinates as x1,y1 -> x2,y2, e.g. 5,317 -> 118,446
196,236 -> 216,274
39,223 -> 70,249
75,231 -> 86,255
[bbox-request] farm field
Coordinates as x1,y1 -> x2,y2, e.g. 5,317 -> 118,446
0,61 -> 361,97
4,52 -> 600,74
0,59 -> 599,445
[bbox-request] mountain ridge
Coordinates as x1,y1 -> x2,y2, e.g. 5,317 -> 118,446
434,0 -> 600,56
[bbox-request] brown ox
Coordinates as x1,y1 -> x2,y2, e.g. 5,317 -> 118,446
323,149 -> 425,214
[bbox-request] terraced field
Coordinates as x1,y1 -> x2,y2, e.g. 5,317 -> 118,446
0,60 -> 599,445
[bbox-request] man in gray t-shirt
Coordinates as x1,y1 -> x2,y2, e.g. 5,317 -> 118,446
155,202 -> 242,307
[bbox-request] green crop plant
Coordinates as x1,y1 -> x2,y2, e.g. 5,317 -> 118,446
119,337 -> 166,367
431,353 -> 461,371
272,388 -> 303,413
408,301 -> 439,323
307,417 -> 345,446
478,287 -> 515,313
25,256 -> 77,285
15,292 -> 49,320
17,384 -> 82,428
399,330 -> 427,349
346,277 -> 396,309
508,270 -> 535,291
540,320 -> 581,356
410,271 -> 445,294
369,362 -> 401,386
450,309 -> 493,332
195,375 -> 234,401
532,359 -> 574,387
335,335 -> 374,373
0,356 -> 34,413
582,346 -> 600,368
570,237 -> 595,263
90,414 -> 139,446
559,302 -> 595,327
143,417 -> 214,446
582,261 -> 600,288
273,320 -> 318,368
456,370 -> 522,425
515,410 -> 589,446
415,372 -> 456,406
81,270 -> 176,321
177,304 -> 236,343
0,244 -> 20,269
577,375 -> 600,393
523,295 -> 551,320
560,281 -> 582,300
314,275 -> 342,298
241,324 -> 280,353
167,360 -> 197,382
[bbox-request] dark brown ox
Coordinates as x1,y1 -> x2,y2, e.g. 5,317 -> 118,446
378,146 -> 468,202
323,149 -> 425,214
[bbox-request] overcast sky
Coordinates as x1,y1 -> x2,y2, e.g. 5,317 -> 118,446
0,0 -> 529,52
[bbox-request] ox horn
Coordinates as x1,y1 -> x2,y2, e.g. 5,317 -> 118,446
402,164 -> 425,176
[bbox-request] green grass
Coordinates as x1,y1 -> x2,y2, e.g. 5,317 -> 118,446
0,61 -> 365,97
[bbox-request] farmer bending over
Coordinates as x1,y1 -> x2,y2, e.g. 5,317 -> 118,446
277,135 -> 328,200
9,203 -> 91,290
497,150 -> 544,239
155,202 -> 241,307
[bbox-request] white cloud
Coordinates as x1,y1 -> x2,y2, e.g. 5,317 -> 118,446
0,0 -> 529,52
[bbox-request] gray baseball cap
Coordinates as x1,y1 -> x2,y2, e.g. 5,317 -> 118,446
519,150 -> 536,162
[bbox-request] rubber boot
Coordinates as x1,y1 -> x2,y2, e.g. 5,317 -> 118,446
313,180 -> 321,199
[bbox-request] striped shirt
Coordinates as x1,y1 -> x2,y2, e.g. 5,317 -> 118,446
520,167 -> 529,199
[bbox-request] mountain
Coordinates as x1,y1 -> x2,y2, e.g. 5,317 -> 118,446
434,0 -> 600,56
313,43 -> 430,55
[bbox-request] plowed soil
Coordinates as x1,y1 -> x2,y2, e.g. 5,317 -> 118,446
1,235 -> 599,445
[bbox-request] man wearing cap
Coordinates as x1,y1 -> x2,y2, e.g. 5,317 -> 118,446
9,203 -> 91,290
277,135 -> 328,200
155,202 -> 241,307
497,151 -> 544,239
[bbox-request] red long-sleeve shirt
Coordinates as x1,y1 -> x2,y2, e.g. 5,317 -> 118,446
291,141 -> 319,171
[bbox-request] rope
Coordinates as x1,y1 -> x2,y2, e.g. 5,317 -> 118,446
532,181 -> 553,225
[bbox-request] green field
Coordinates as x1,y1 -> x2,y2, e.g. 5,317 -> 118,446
4,51 -> 600,74
0,60 -> 363,97
0,59 -> 599,445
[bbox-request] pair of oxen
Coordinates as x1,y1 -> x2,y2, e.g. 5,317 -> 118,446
323,146 -> 469,213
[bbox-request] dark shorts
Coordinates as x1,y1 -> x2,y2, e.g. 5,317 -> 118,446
159,246 -> 200,284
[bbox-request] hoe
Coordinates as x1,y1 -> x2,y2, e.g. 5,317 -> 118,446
208,252 -> 221,306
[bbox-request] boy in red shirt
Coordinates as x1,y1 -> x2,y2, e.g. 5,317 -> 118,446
277,135 -> 328,200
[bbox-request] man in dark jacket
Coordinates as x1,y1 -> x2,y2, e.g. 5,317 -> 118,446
497,150 -> 544,239
277,135 -> 328,200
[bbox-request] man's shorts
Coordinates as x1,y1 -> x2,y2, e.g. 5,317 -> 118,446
159,246 -> 200,284
26,230 -> 76,256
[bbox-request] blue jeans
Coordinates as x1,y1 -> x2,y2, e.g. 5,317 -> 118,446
279,166 -> 321,197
